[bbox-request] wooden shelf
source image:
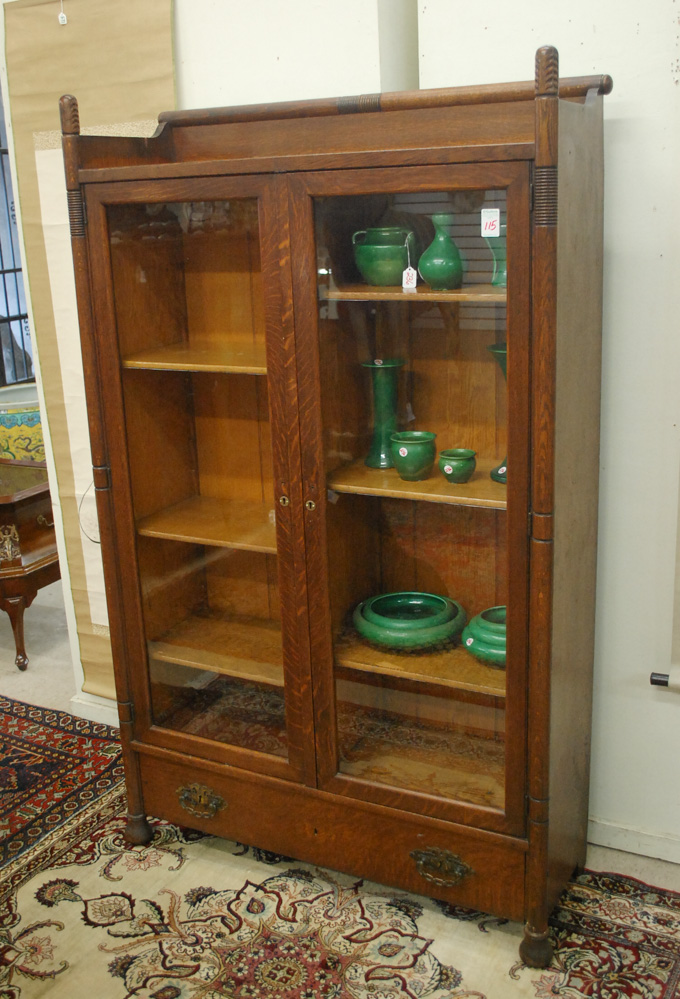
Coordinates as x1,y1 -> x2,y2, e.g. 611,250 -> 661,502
137,496 -> 276,552
328,457 -> 506,510
122,340 -> 267,374
335,630 -> 506,700
320,282 -> 506,304
149,611 -> 284,687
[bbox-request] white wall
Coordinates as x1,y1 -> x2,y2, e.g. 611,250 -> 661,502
418,1 -> 680,861
175,0 -> 417,108
172,0 -> 680,861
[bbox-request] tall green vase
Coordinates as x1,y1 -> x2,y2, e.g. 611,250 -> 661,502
487,343 -> 507,484
485,223 -> 507,287
417,213 -> 463,290
362,358 -> 404,468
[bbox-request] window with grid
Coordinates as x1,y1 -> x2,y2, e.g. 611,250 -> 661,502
0,94 -> 32,386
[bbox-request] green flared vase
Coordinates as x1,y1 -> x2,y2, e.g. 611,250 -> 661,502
362,358 -> 404,468
487,342 -> 507,484
485,227 -> 507,287
417,213 -> 463,290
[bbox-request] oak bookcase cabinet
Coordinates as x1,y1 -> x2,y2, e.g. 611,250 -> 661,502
61,47 -> 610,965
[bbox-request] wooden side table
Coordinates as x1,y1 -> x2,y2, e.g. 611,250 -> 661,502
0,459 -> 60,669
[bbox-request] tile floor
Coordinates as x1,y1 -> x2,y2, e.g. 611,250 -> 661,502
1,579 -> 679,894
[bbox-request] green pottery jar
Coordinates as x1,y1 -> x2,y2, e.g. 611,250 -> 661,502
390,431 -> 437,481
417,213 -> 463,290
353,592 -> 466,650
439,448 -> 477,484
462,605 -> 507,669
352,227 -> 416,286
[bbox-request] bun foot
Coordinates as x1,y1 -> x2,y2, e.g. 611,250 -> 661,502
519,923 -> 554,968
125,812 -> 153,845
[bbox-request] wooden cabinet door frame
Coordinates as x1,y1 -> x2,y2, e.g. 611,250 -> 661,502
288,161 -> 531,836
84,174 -> 316,785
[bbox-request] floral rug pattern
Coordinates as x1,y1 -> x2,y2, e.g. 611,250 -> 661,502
0,698 -> 679,997
0,697 -> 123,867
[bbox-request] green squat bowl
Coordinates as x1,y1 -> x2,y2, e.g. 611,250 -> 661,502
362,592 -> 457,630
353,591 -> 466,650
461,605 -> 507,668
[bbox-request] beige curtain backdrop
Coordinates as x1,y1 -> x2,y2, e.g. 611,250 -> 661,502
4,0 -> 175,698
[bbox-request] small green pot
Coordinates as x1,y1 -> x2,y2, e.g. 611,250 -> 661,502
439,448 -> 477,484
390,431 -> 437,481
462,605 -> 507,669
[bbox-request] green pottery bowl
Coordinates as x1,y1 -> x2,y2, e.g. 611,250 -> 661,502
353,592 -> 466,650
390,431 -> 437,481
362,591 -> 456,631
352,227 -> 416,286
462,605 -> 506,668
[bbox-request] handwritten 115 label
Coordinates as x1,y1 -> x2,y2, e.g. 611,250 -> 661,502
481,208 -> 500,237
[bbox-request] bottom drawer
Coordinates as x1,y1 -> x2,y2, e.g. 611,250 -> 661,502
138,750 -> 527,921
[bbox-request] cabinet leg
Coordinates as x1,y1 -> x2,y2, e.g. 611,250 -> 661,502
125,812 -> 153,845
519,922 -> 554,968
1,594 -> 30,670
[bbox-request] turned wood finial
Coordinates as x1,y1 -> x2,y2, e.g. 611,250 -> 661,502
59,95 -> 80,135
535,46 -> 559,97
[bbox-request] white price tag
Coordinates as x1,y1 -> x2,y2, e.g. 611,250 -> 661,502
402,266 -> 417,292
58,10 -> 67,23
481,208 -> 501,237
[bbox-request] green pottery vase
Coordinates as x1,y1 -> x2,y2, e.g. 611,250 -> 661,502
462,605 -> 507,669
438,448 -> 477,484
390,431 -> 437,481
362,358 -> 404,468
484,223 -> 507,287
352,227 -> 416,286
417,213 -> 463,290
487,342 -> 507,484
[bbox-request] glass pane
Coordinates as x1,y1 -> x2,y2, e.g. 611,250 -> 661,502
315,189 -> 509,808
108,198 -> 287,759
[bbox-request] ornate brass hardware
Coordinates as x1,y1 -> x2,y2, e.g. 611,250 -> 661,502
37,514 -> 55,528
279,495 -> 290,507
0,524 -> 20,562
176,782 -> 226,820
305,499 -> 316,511
410,847 -> 475,887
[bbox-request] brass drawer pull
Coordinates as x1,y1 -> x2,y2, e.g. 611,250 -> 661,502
176,782 -> 226,820
410,847 -> 475,887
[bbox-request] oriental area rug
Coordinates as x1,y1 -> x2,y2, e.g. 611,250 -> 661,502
1,697 -> 679,998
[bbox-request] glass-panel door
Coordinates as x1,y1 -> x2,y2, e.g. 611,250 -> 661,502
295,165 -> 529,831
94,182 -> 305,777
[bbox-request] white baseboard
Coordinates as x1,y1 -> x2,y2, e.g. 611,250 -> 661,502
589,817 -> 680,865
69,691 -> 120,729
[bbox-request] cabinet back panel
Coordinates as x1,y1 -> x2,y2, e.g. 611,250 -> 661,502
123,369 -> 199,520
325,494 -> 506,630
183,220 -> 265,350
138,535 -> 206,642
206,549 -> 280,623
109,208 -> 187,358
193,373 -> 274,504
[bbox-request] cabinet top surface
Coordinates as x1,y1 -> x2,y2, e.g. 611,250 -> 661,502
60,48 -> 611,181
